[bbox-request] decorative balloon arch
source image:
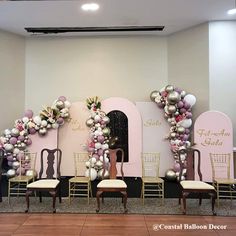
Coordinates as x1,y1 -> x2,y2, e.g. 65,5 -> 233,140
0,96 -> 71,178
150,85 -> 196,180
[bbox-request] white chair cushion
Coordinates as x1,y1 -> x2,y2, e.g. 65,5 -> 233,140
97,179 -> 127,188
181,180 -> 214,190
27,179 -> 59,189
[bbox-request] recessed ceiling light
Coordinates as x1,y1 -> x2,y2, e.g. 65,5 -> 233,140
81,3 -> 99,11
227,0 -> 236,15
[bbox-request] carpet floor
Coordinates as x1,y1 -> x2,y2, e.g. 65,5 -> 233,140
1,197 -> 236,216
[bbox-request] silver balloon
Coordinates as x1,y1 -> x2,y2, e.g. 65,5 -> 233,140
167,105 -> 177,114
56,100 -> 65,109
167,91 -> 181,104
170,132 -> 177,138
11,128 -> 20,137
12,161 -> 20,169
86,118 -> 94,127
165,169 -> 176,181
177,126 -> 185,134
165,85 -> 174,92
180,90 -> 186,98
102,116 -> 110,124
6,169 -> 16,178
150,90 -> 159,102
39,128 -> 47,135
4,143 -> 14,152
102,127 -> 111,136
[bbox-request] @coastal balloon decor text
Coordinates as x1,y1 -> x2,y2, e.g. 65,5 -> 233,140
150,85 -> 196,181
0,96 -> 71,178
85,97 -> 111,181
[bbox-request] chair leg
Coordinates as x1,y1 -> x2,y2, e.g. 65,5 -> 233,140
50,190 -> 57,213
162,182 -> 164,205
8,181 -> 11,204
39,191 -> 42,202
96,190 -> 103,213
25,189 -> 32,213
58,185 -> 62,203
121,191 -> 128,213
182,192 -> 189,215
210,192 -> 217,216
216,183 -> 220,207
199,193 -> 202,205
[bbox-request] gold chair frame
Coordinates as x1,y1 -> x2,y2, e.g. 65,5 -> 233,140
141,152 -> 164,204
8,152 -> 37,203
69,152 -> 92,204
210,153 -> 236,207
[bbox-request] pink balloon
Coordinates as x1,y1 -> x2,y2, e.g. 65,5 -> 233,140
180,108 -> 186,114
7,155 -> 14,161
24,109 -> 33,118
9,137 -> 17,145
26,138 -> 32,146
173,162 -> 181,172
184,102 -> 191,109
18,135 -> 25,142
58,96 -> 67,102
97,148 -> 104,156
177,101 -> 184,108
29,128 -> 36,134
88,147 -> 94,153
185,112 -> 192,119
97,135 -> 105,143
92,153 -> 99,160
56,117 -> 64,125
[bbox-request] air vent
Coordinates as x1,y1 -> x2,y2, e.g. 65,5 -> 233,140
25,26 -> 165,34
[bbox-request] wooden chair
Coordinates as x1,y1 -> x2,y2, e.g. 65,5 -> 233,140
178,148 -> 216,215
96,148 -> 128,213
8,152 -> 37,203
25,148 -> 62,213
141,152 -> 164,204
210,153 -> 236,207
68,152 -> 93,204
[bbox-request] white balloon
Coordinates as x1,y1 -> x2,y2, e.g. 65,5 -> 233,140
41,120 -> 48,127
33,116 -> 42,125
64,101 -> 71,108
22,117 -> 29,123
85,168 -> 97,181
179,119 -> 192,128
183,94 -> 196,107
95,142 -> 102,149
91,157 -> 97,164
52,123 -> 59,129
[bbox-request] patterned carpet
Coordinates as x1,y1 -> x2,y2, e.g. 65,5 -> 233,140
1,197 -> 236,216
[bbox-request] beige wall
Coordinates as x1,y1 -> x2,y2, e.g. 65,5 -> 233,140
209,21 -> 236,146
25,36 -> 168,113
0,30 -> 25,132
168,23 -> 209,120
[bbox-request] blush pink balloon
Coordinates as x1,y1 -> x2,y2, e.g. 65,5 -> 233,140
24,109 -> 33,118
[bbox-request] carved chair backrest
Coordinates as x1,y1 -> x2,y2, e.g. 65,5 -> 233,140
179,148 -> 202,181
39,148 -> 62,180
102,148 -> 124,180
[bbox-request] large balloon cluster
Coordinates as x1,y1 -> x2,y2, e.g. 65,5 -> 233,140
0,96 -> 71,178
85,97 -> 111,181
150,85 -> 196,181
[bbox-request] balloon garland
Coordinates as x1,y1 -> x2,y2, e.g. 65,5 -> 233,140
0,96 -> 71,178
85,97 -> 111,181
150,85 -> 196,181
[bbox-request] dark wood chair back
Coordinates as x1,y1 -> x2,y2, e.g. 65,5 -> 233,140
102,148 -> 124,180
179,148 -> 202,181
39,148 -> 62,180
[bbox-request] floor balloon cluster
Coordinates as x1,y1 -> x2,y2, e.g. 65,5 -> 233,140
0,96 -> 71,178
150,85 -> 196,181
85,97 -> 111,181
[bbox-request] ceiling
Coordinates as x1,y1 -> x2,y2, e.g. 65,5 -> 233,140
0,0 -> 236,37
